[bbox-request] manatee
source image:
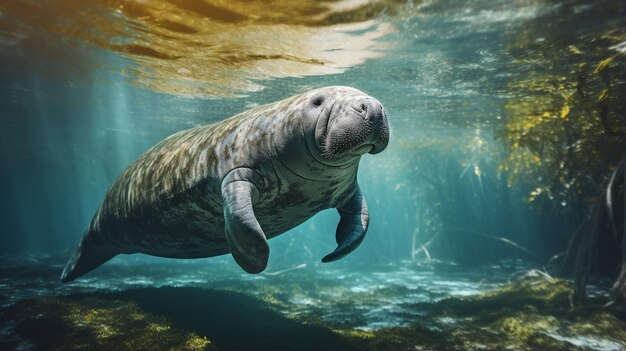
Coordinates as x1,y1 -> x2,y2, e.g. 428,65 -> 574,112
61,86 -> 389,282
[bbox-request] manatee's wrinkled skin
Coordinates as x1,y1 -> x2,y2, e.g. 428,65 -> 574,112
61,86 -> 389,282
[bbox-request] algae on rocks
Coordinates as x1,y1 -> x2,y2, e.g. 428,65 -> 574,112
342,275 -> 626,351
1,275 -> 625,351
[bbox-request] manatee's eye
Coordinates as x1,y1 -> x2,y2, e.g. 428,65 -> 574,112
311,96 -> 324,107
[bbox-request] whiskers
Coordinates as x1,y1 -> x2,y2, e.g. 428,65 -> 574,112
318,131 -> 338,160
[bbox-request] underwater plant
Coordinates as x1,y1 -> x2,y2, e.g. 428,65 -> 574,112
495,0 -> 626,309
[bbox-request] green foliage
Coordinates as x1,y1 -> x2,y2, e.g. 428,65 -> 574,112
2,277 -> 625,351
342,275 -> 626,350
0,295 -> 215,351
499,26 -> 626,205
0,287 -> 355,351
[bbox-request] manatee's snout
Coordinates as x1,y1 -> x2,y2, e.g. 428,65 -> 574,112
351,97 -> 389,155
320,95 -> 389,160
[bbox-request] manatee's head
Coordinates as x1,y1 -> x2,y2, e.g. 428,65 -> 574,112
301,86 -> 389,164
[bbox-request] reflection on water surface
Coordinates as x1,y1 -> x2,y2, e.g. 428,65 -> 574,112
0,0 -> 406,97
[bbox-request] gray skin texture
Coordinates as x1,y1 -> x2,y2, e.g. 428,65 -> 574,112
61,86 -> 389,282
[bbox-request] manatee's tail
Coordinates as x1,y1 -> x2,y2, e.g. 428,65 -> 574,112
61,231 -> 118,283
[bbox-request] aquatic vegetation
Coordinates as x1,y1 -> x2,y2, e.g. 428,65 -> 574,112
496,1 -> 626,213
493,0 -> 626,309
1,257 -> 625,350
0,287 -> 354,351
342,275 -> 626,350
501,34 -> 626,205
0,295 -> 214,350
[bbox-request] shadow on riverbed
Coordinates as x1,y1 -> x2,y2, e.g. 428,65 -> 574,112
0,287 -> 350,351
122,287 -> 350,350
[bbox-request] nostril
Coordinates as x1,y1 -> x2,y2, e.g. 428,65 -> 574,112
352,103 -> 367,115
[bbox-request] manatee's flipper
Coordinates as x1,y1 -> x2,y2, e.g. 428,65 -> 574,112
60,232 -> 118,282
221,168 -> 269,274
322,183 -> 369,263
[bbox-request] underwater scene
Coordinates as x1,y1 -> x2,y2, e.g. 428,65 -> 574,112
1,0 -> 626,350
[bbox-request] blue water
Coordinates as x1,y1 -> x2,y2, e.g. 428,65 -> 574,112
1,0 -> 585,261
1,0 -> 626,350
0,254 -> 520,329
